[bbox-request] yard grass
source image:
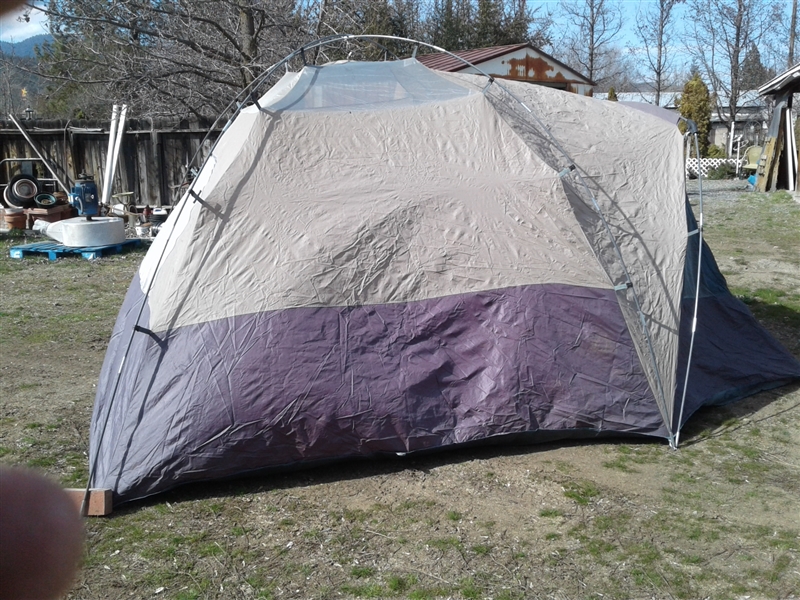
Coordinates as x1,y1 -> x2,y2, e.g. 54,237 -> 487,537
1,186 -> 799,600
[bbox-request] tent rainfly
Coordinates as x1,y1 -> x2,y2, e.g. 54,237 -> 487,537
89,54 -> 800,503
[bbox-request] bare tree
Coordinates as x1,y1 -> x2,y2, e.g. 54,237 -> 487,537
790,0 -> 798,67
685,0 -> 771,149
632,0 -> 683,105
310,0 -> 425,61
29,0 -> 554,120
599,44 -> 639,93
555,0 -> 624,86
32,0 -> 310,120
756,0 -> 797,75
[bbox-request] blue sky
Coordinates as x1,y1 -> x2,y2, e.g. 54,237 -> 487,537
0,3 -> 48,43
0,0 -> 744,76
0,1 -> 663,45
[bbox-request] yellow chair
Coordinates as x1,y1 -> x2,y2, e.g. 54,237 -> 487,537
742,145 -> 762,173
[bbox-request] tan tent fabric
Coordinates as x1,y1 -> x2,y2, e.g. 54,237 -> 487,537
140,60 -> 685,424
142,81 -> 611,333
89,56 -> 800,502
447,75 -> 687,426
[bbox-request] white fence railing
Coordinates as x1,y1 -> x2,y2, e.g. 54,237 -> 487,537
685,158 -> 743,178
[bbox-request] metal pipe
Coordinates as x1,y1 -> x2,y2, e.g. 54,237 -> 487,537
104,105 -> 128,206
101,105 -> 120,206
7,113 -> 70,193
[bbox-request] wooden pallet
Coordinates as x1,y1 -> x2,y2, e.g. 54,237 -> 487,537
9,239 -> 142,261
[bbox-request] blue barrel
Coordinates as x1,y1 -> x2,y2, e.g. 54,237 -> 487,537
70,174 -> 100,216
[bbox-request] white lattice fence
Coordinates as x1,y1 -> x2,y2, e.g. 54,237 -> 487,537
685,158 -> 743,178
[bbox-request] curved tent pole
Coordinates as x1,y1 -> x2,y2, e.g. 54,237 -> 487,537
292,36 -> 676,431
87,36 -> 686,503
179,35 -> 406,183
438,43 -> 674,433
485,82 -> 672,432
85,35 -> 503,509
673,122 -> 705,448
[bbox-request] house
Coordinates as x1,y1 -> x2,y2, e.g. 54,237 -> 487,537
710,90 -> 770,151
416,43 -> 595,96
594,90 -> 770,154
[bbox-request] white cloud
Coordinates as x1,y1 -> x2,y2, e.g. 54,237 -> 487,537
0,5 -> 48,43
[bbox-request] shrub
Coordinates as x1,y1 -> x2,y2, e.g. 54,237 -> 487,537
678,74 -> 712,157
706,144 -> 726,158
706,163 -> 736,180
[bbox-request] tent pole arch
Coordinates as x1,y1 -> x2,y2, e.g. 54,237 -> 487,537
486,84 -> 674,435
85,35 -> 495,508
86,36 -> 691,503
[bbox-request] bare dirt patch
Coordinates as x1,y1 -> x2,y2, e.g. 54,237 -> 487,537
1,184 -> 799,600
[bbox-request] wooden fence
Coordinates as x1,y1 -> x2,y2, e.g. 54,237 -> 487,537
0,118 -> 221,207
5,121 -> 755,207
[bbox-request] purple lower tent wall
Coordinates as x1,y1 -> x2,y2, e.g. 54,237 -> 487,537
91,281 -> 800,503
91,280 -> 663,501
673,204 -> 800,431
673,291 -> 800,432
89,201 -> 800,503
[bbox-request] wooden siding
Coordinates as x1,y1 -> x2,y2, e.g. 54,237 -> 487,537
417,44 -> 595,97
0,118 -> 220,207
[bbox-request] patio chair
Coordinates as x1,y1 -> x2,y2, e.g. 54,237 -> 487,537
742,145 -> 762,174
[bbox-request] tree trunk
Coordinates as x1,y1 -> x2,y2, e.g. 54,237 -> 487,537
790,0 -> 798,67
312,0 -> 329,64
239,2 -> 258,88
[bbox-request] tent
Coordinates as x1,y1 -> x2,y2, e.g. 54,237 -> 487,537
89,53 -> 800,502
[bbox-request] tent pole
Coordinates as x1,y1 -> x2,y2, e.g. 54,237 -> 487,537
84,173 -> 197,511
674,129 -> 705,448
87,34 -> 687,493
469,75 -> 673,433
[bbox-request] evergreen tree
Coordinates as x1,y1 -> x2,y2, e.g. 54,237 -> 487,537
473,0 -> 503,48
428,0 -> 473,50
740,43 -> 774,90
426,0 -> 547,51
678,73 -> 712,157
607,86 -> 618,100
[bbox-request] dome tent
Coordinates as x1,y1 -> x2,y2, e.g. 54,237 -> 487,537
89,39 -> 800,502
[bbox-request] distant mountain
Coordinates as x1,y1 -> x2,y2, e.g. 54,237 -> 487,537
0,34 -> 52,58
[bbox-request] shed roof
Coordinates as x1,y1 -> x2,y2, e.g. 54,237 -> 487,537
758,62 -> 800,96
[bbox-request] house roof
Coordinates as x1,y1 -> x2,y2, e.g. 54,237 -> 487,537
594,90 -> 768,125
416,43 -> 595,86
594,89 -> 766,110
758,62 -> 800,96
593,92 -> 680,108
417,43 -> 529,72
